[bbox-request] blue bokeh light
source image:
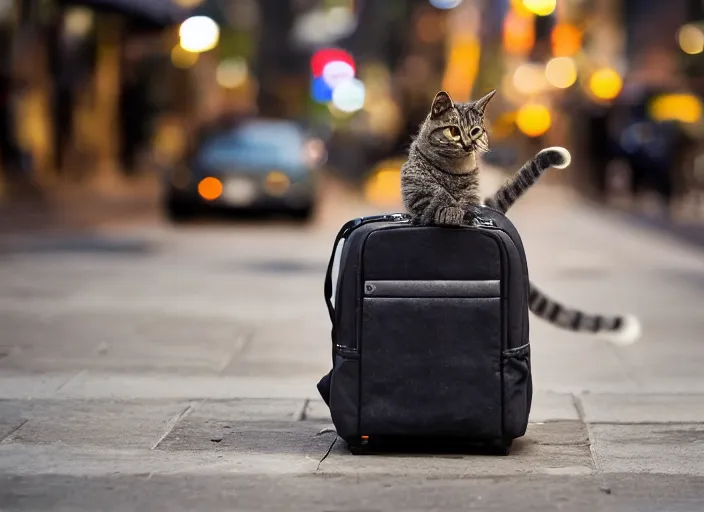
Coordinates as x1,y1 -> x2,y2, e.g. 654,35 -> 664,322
311,76 -> 334,103
429,0 -> 463,9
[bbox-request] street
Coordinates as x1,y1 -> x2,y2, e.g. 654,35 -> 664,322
1,173 -> 704,511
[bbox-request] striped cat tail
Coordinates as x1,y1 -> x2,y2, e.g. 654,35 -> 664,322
485,147 -> 571,213
529,282 -> 642,345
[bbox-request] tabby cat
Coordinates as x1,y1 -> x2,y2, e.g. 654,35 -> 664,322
400,89 -> 641,344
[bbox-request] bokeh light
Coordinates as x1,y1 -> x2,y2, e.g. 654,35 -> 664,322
216,58 -> 248,89
545,57 -> 577,89
364,166 -> 402,206
551,23 -> 582,57
322,60 -> 355,88
512,62 -> 547,95
649,94 -> 703,124
522,0 -> 556,16
332,78 -> 366,113
442,36 -> 481,102
509,0 -> 532,16
515,103 -> 552,137
678,24 -> 704,55
172,0 -> 205,7
171,44 -> 199,69
64,8 -> 94,37
197,177 -> 223,201
264,171 -> 291,196
311,77 -> 334,103
179,16 -> 220,53
311,48 -> 355,77
503,9 -> 535,56
429,0 -> 463,9
327,102 -> 355,119
589,68 -> 623,101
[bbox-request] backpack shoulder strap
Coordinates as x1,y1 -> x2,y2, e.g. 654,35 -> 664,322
324,213 -> 412,326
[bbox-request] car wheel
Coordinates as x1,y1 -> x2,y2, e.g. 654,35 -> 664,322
290,204 -> 314,222
165,198 -> 195,223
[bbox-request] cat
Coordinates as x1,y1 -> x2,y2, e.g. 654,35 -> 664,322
400,89 -> 641,345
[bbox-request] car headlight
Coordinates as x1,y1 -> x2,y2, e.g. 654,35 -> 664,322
265,171 -> 291,196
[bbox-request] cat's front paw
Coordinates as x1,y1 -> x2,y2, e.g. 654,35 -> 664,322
435,206 -> 465,226
463,208 -> 478,225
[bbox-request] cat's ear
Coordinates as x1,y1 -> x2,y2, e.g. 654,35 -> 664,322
473,89 -> 497,114
430,91 -> 453,119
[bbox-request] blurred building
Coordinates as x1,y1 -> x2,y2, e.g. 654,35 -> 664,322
0,0 -> 703,217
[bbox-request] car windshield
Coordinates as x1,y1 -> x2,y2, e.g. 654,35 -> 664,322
195,121 -> 306,172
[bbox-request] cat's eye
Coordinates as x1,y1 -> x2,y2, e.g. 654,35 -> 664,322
470,126 -> 483,140
443,127 -> 461,142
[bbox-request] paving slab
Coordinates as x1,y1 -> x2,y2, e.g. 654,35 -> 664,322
0,373 -> 76,400
590,423 -> 704,476
0,444 -> 325,476
4,374 -> 318,400
4,472 -> 704,512
0,311 -> 248,373
184,398 -> 309,421
0,399 -> 193,449
302,398 -> 332,422
0,418 -> 27,443
154,400 -> 331,462
319,421 -> 594,477
529,392 -> 580,422
579,393 -> 704,423
529,330 -> 640,394
223,317 -> 331,378
303,391 -> 579,424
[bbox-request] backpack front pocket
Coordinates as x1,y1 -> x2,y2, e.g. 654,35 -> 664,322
360,280 -> 503,439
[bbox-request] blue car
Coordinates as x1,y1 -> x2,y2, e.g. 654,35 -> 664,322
163,118 -> 325,222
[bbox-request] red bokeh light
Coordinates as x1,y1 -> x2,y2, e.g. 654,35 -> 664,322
311,48 -> 356,77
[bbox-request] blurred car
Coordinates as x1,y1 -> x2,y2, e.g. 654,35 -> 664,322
163,118 -> 325,222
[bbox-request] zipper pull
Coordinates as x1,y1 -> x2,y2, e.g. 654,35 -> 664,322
471,216 -> 497,228
386,213 -> 412,222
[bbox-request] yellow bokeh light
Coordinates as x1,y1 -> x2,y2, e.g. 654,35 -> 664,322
649,94 -> 703,124
516,103 -> 552,137
492,112 -> 518,140
442,36 -> 481,102
172,0 -> 205,7
512,63 -> 547,95
589,68 -> 623,101
545,57 -> 577,89
678,24 -> 704,55
364,167 -> 402,206
179,16 -> 220,53
170,44 -> 199,69
64,8 -> 94,37
509,0 -> 533,17
522,0 -> 556,16
216,58 -> 249,89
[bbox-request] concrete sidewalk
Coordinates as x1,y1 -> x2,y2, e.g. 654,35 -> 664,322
1,170 -> 704,510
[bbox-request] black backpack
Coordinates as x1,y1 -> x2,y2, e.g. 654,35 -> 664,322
316,207 -> 532,455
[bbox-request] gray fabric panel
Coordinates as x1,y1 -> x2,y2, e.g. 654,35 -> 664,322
364,280 -> 500,298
